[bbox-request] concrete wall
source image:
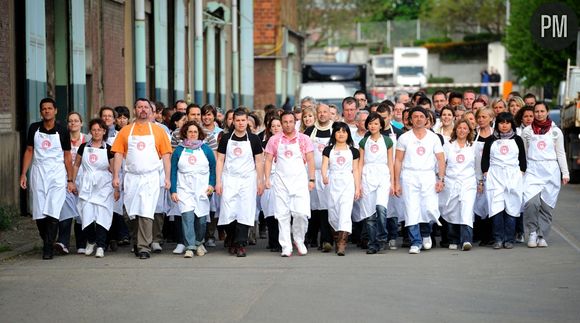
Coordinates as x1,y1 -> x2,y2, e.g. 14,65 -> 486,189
427,53 -> 487,84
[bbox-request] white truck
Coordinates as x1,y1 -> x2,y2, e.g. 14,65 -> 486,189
393,47 -> 428,87
370,54 -> 394,86
560,59 -> 580,182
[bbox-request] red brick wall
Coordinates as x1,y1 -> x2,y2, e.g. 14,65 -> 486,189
254,0 -> 280,50
254,59 -> 276,109
102,0 -> 126,109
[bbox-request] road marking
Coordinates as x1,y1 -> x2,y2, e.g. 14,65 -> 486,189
552,223 -> 580,253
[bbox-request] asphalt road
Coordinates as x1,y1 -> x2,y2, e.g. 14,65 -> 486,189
1,185 -> 580,323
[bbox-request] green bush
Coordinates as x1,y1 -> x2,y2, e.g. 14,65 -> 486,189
428,76 -> 454,83
0,205 -> 19,231
463,33 -> 502,42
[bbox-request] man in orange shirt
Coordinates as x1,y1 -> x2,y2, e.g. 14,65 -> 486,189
112,98 -> 172,259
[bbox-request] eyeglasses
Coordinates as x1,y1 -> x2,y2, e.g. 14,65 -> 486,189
68,120 -> 81,124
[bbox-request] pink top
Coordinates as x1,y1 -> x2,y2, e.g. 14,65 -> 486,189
264,131 -> 314,162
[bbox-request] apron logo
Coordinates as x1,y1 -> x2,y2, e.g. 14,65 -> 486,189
500,145 -> 509,155
188,155 -> 197,165
284,150 -> 293,158
318,144 -> 325,152
416,146 -> 425,156
336,156 -> 346,166
456,154 -> 465,163
41,140 -> 51,149
89,153 -> 98,164
370,144 -> 379,153
137,141 -> 146,151
233,147 -> 242,157
537,140 -> 546,150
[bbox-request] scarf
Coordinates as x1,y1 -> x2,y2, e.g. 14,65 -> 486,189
180,139 -> 204,150
532,117 -> 552,135
309,121 -> 333,139
494,129 -> 515,139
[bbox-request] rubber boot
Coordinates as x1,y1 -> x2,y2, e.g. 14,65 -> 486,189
337,231 -> 348,256
44,217 -> 59,260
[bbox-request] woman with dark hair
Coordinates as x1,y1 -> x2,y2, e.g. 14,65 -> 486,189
357,113 -> 394,254
114,106 -> 131,130
321,122 -> 361,256
440,119 -> 476,251
514,106 -> 534,135
170,121 -> 216,258
437,106 -> 455,140
481,112 -> 526,249
73,118 -> 117,258
169,112 -> 186,132
521,102 -> 569,248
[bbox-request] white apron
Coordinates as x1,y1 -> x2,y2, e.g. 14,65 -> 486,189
310,135 -> 331,210
155,160 -> 171,214
486,138 -> 523,217
61,134 -> 85,221
30,129 -> 67,220
327,147 -> 355,233
272,136 -> 311,218
123,123 -> 161,220
385,132 -> 404,221
440,142 -> 476,226
473,131 -> 489,218
218,133 -> 257,226
357,136 -> 390,222
77,143 -> 114,230
176,147 -> 211,217
523,128 -> 561,208
260,160 -> 276,218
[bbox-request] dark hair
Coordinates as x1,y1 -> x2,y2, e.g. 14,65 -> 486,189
494,112 -> 516,133
448,92 -> 463,102
265,116 -> 281,141
353,90 -> 367,98
514,106 -> 533,127
248,112 -> 261,129
329,122 -> 354,147
134,98 -> 152,109
233,107 -> 249,118
201,104 -> 217,119
114,106 -> 130,119
67,111 -> 83,123
279,110 -> 295,120
412,91 -> 427,103
162,107 -> 174,119
431,90 -> 446,102
169,112 -> 186,131
440,106 -> 455,118
376,101 -> 392,114
534,101 -> 549,112
449,118 -> 474,144
155,101 -> 166,113
186,103 -> 201,116
88,118 -> 108,139
342,96 -> 356,108
99,106 -> 116,118
173,100 -> 186,109
39,97 -> 56,110
523,93 -> 537,100
407,106 -> 429,123
179,121 -> 206,142
417,97 -> 432,107
365,112 -> 386,131
509,91 -> 521,98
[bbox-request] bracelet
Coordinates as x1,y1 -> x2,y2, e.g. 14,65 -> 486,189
309,179 -> 315,182
67,179 -> 73,183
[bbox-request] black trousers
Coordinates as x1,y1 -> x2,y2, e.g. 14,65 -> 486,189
36,217 -> 59,257
225,221 -> 249,247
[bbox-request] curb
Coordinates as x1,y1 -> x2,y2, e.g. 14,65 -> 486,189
0,242 -> 38,262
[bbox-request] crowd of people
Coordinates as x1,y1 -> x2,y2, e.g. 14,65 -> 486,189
20,88 -> 569,260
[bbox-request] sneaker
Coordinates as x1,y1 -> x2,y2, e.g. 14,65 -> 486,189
139,251 -> 150,259
109,240 -> 118,252
172,244 -> 185,254
366,248 -> 378,254
184,250 -> 194,258
448,244 -> 458,250
322,242 -> 332,253
151,242 -> 163,253
293,241 -> 308,256
537,238 -> 548,248
515,233 -> 525,243
196,246 -> 206,257
528,232 -> 538,248
493,242 -> 503,249
409,246 -> 421,254
280,247 -> 292,257
388,239 -> 398,250
462,242 -> 472,251
77,248 -> 86,254
205,238 -> 216,247
85,243 -> 95,256
422,237 -> 432,250
95,247 -> 104,258
236,247 -> 247,257
504,242 -> 514,249
54,242 -> 69,255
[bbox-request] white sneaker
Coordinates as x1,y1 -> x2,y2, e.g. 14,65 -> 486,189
388,239 -> 398,250
527,232 -> 538,248
151,242 -> 163,252
205,238 -> 216,247
409,246 -> 421,254
293,241 -> 308,256
422,237 -> 432,250
95,247 -> 104,258
184,250 -> 193,258
462,242 -> 472,251
77,248 -> 86,254
85,243 -> 95,256
537,238 -> 548,248
195,246 -> 206,257
280,248 -> 292,257
172,244 -> 185,254
448,244 -> 458,250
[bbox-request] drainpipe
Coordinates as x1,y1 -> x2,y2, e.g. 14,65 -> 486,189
206,22 -> 216,105
219,27 -> 227,107
239,0 -> 253,108
232,0 -> 240,108
135,0 -> 146,98
194,0 -> 204,104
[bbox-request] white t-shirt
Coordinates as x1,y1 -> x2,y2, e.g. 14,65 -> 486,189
397,130 -> 443,171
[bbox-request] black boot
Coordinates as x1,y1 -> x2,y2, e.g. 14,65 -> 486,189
42,217 -> 59,259
36,219 -> 50,260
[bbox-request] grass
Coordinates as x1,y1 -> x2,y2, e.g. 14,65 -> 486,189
0,205 -> 19,232
0,244 -> 12,253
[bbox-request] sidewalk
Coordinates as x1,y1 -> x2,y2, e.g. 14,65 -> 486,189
0,215 -> 39,262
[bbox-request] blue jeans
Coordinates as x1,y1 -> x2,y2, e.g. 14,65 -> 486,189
182,211 -> 207,250
57,218 -> 73,247
366,205 -> 389,251
387,217 -> 398,241
492,211 -> 516,243
407,222 -> 433,247
447,223 -> 473,245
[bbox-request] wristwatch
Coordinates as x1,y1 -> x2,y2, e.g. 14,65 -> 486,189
309,178 -> 315,182
436,175 -> 444,183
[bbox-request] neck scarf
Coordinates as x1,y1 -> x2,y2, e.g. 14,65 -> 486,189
532,117 -> 552,135
494,129 -> 514,139
180,139 -> 204,150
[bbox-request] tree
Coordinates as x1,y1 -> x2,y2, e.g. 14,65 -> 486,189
297,0 -> 356,50
420,0 -> 506,36
504,0 -> 579,88
354,0 -> 424,22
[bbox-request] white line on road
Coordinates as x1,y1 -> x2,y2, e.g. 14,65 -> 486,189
553,223 -> 580,253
